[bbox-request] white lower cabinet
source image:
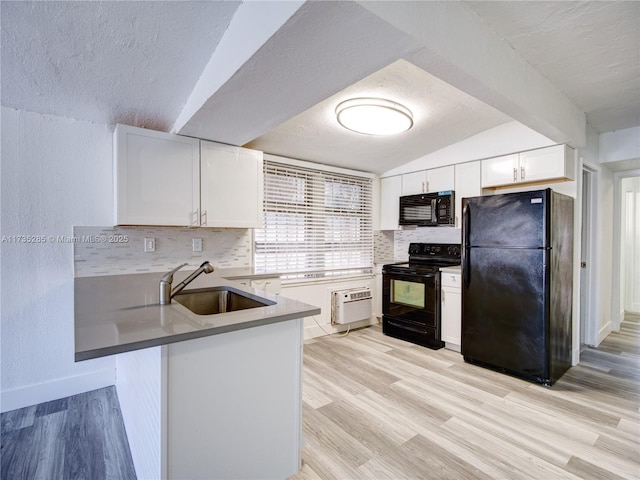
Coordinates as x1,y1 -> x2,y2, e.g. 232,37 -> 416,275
441,270 -> 461,350
117,319 -> 303,479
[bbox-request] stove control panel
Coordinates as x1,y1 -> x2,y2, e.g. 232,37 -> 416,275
408,243 -> 461,261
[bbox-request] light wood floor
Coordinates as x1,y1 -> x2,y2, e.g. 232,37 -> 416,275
1,315 -> 637,479
290,313 -> 640,480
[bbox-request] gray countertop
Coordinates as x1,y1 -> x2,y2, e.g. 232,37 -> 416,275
74,268 -> 320,361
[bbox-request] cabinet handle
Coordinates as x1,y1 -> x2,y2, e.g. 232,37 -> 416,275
513,168 -> 517,181
441,289 -> 445,303
201,209 -> 208,226
521,166 -> 525,181
192,209 -> 199,225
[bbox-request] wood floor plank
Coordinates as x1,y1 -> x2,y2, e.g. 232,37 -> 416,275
301,403 -> 373,469
1,405 -> 36,433
565,456 -> 628,480
33,411 -> 66,480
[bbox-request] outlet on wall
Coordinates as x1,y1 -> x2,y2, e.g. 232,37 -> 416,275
192,238 -> 203,252
144,237 -> 156,253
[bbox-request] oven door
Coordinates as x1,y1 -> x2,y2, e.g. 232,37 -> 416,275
382,269 -> 443,349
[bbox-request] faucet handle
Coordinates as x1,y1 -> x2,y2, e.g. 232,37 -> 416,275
160,263 -> 188,283
160,263 -> 188,304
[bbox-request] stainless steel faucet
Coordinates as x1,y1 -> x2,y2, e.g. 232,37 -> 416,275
159,261 -> 215,304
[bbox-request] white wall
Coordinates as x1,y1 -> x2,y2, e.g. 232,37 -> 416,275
599,126 -> 640,164
382,121 -> 555,177
1,107 -> 116,411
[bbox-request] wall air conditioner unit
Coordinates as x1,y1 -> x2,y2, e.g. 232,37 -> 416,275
332,288 -> 373,325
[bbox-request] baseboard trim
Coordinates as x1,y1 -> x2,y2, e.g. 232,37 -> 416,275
597,320 -> 612,346
1,368 -> 116,413
303,316 -> 379,340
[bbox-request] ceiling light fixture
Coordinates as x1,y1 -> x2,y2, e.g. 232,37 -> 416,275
335,98 -> 413,135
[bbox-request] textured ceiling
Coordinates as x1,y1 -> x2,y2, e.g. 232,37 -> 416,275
465,0 -> 640,133
245,59 -> 511,174
1,1 -> 240,131
1,1 -> 638,174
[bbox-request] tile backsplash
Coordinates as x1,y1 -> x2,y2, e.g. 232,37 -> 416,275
394,227 -> 461,261
74,225 -> 461,277
373,231 -> 395,264
73,226 -> 252,277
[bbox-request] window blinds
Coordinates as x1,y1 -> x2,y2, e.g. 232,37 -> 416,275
255,160 -> 373,278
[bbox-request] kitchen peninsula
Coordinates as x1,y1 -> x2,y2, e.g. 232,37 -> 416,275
75,267 -> 320,480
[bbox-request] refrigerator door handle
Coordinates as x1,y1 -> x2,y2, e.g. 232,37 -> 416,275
462,203 -> 471,288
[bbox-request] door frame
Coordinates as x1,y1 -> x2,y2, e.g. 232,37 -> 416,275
579,162 -> 598,347
579,164 -> 597,347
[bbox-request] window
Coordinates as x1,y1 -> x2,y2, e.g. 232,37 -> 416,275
255,160 -> 373,278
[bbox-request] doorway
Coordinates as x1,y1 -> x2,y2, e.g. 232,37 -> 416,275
621,177 -> 640,314
580,166 -> 596,348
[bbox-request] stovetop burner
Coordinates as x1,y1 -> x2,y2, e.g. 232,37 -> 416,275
384,243 -> 461,274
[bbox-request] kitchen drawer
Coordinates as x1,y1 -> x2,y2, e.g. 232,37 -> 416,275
441,272 -> 461,288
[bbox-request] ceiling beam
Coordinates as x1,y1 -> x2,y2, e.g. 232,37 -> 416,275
171,0 -> 305,136
358,1 -> 587,147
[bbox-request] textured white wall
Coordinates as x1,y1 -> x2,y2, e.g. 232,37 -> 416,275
1,107 -> 116,411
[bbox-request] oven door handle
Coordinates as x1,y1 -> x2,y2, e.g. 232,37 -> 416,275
383,271 -> 438,279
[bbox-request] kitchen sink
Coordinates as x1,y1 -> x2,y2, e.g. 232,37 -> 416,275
173,286 -> 275,316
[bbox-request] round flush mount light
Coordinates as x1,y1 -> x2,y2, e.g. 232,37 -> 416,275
335,98 -> 414,135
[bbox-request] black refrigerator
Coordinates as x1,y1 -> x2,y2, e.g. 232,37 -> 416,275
461,189 -> 573,386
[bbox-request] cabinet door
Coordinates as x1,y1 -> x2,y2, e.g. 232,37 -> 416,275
520,145 -> 575,183
115,124 -> 200,226
454,161 -> 481,229
200,141 -> 264,228
379,176 -> 402,230
481,153 -> 519,188
401,171 -> 427,195
441,285 -> 461,347
425,165 -> 454,192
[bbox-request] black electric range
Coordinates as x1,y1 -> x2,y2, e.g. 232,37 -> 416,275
382,243 -> 461,349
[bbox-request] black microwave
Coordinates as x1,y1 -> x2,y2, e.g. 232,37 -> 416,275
398,191 -> 455,227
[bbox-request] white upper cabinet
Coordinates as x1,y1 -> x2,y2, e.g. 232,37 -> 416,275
454,161 -> 481,229
519,145 -> 575,184
481,145 -> 575,188
426,165 -> 455,193
481,153 -> 520,188
115,124 -> 200,226
200,141 -> 263,228
115,125 -> 263,227
401,171 -> 426,196
401,165 -> 454,195
379,176 -> 402,230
